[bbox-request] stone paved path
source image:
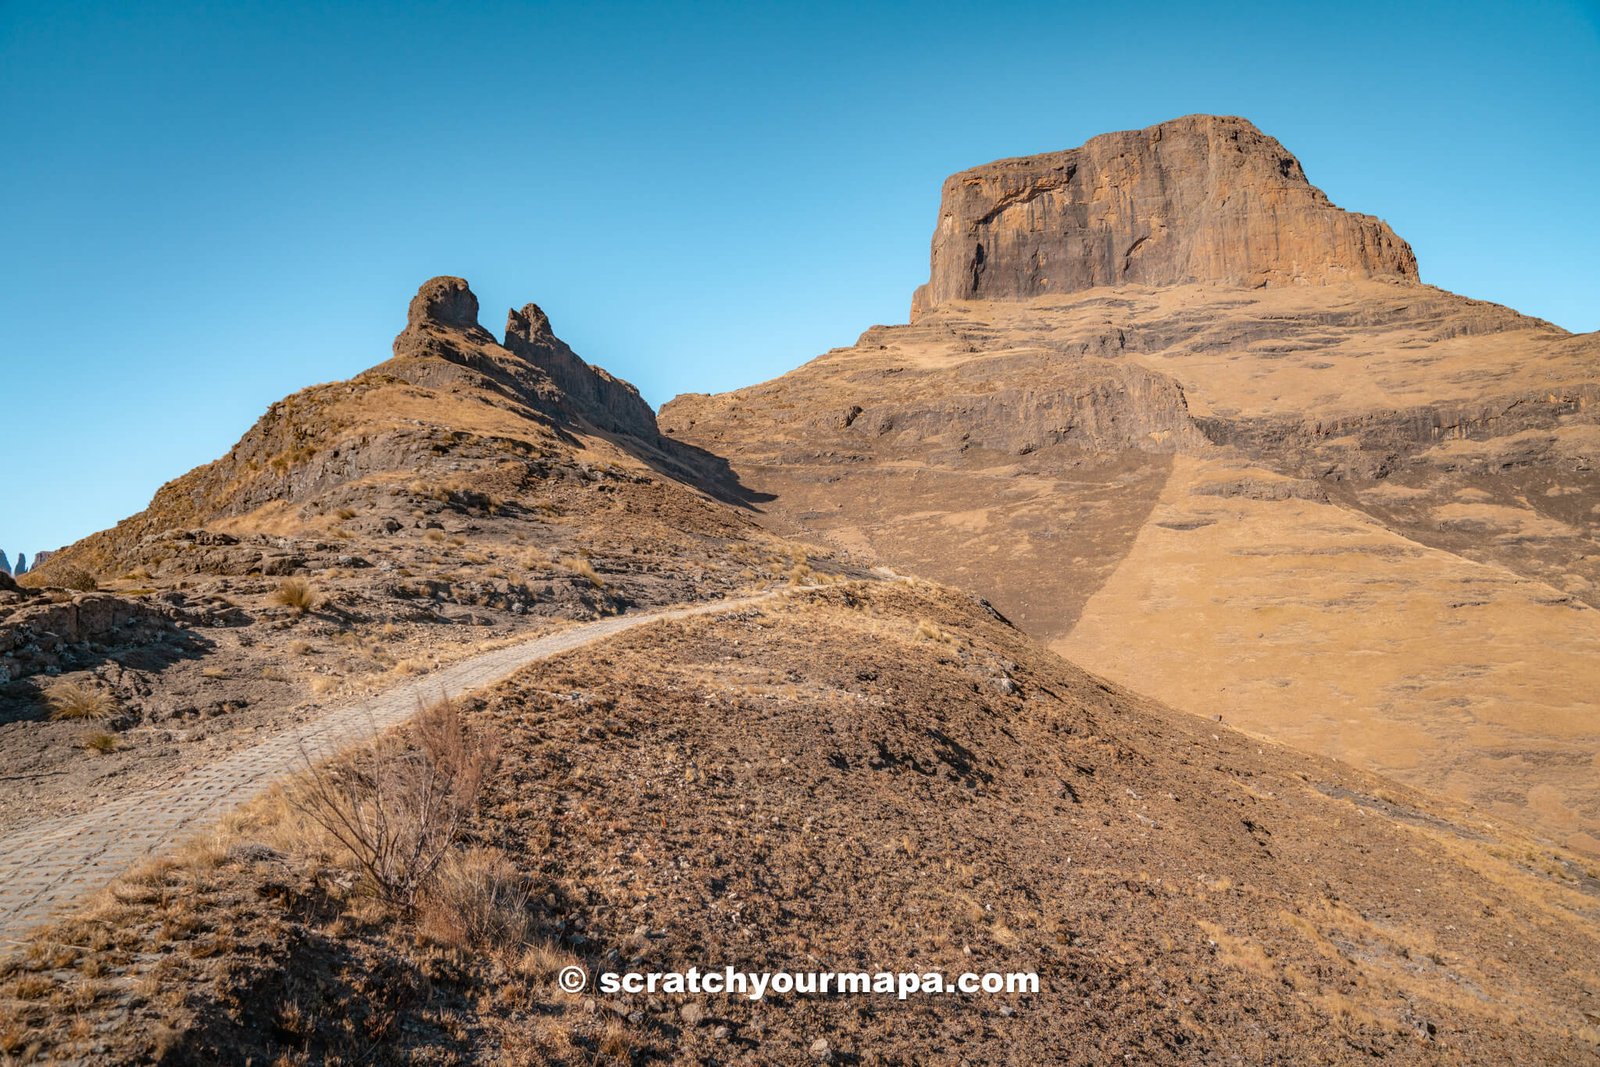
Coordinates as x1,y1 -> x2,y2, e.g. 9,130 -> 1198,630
0,591 -> 785,940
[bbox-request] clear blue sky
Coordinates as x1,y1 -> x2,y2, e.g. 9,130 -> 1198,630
3,1 -> 1597,556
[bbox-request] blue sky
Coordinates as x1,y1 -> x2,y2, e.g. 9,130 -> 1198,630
2,0 -> 1597,556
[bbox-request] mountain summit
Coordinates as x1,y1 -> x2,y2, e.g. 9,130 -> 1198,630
912,114 -> 1417,315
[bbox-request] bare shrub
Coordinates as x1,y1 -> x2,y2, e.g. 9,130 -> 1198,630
292,699 -> 499,909
46,679 -> 114,720
48,566 -> 99,592
271,578 -> 322,615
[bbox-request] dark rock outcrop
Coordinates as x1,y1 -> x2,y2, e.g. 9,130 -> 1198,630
912,114 -> 1418,316
504,303 -> 658,440
385,277 -> 657,440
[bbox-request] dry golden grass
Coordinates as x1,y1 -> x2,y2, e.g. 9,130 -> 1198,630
596,1019 -> 632,1061
81,731 -> 118,754
559,557 -> 603,588
416,847 -> 531,950
308,675 -> 342,697
44,680 -> 114,721
271,577 -> 322,615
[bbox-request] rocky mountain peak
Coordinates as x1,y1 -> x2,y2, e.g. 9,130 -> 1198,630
406,275 -> 482,330
385,278 -> 658,441
505,302 -> 555,347
911,114 -> 1419,316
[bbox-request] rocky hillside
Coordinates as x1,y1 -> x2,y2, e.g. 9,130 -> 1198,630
1,278 -> 840,836
3,581 -> 1597,1063
660,117 -> 1600,856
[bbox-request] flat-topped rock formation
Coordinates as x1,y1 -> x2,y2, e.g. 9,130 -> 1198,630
912,115 -> 1417,316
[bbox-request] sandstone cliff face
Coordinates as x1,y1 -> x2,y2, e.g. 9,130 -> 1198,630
911,115 -> 1417,316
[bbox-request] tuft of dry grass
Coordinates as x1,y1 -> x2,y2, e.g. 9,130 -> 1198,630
334,507 -> 357,521
81,731 -> 118,754
308,675 -> 342,697
596,1019 -> 632,1061
45,680 -> 115,721
271,578 -> 322,616
560,557 -> 604,588
417,847 -> 531,950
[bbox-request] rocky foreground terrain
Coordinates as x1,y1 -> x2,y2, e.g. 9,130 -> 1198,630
3,581 -> 1599,1063
0,115 -> 1597,1063
663,113 -> 1600,857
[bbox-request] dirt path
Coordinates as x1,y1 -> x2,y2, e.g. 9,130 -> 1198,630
0,591 -> 791,940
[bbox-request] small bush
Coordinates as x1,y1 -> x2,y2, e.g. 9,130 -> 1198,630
45,680 -> 114,720
271,578 -> 322,615
292,699 -> 499,909
51,566 -> 99,592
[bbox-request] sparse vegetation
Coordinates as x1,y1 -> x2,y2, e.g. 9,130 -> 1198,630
308,675 -> 342,697
291,699 -> 498,908
81,731 -> 118,754
560,556 -> 604,587
271,577 -> 322,615
46,565 -> 99,592
417,846 -> 531,949
44,680 -> 114,721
